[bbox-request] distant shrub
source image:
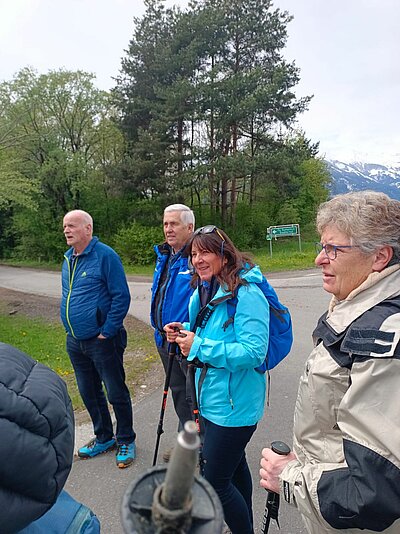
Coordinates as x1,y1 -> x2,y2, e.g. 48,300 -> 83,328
113,222 -> 163,265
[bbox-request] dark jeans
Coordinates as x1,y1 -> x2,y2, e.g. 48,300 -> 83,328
201,418 -> 257,534
66,328 -> 135,444
157,343 -> 192,431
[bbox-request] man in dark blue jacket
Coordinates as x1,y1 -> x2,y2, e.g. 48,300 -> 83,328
151,204 -> 195,443
61,210 -> 135,468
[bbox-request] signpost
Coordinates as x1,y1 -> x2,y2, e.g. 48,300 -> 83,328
266,224 -> 301,256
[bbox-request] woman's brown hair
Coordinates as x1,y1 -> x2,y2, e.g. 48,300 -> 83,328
186,226 -> 255,293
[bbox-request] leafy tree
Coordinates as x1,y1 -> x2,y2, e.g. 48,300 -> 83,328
114,0 -> 316,229
0,68 -> 127,260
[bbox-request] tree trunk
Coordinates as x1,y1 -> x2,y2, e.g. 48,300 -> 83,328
177,117 -> 183,173
230,123 -> 238,226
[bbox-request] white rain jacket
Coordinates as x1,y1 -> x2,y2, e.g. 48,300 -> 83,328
280,265 -> 400,533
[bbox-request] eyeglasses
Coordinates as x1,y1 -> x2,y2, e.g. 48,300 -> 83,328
315,242 -> 359,260
194,225 -> 225,242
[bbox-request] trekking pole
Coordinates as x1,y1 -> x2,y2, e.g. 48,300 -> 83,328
187,363 -> 201,434
122,420 -> 224,533
261,440 -> 291,534
187,362 -> 204,470
152,342 -> 177,466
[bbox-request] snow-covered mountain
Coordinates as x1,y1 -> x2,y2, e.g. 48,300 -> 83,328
325,159 -> 400,200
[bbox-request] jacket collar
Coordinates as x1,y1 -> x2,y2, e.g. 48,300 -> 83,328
66,236 -> 99,258
327,265 -> 400,334
155,242 -> 189,258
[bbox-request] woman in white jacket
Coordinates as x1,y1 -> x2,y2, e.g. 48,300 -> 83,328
260,191 -> 400,533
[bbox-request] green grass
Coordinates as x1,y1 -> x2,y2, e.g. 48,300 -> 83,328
0,304 -> 157,412
250,239 -> 317,273
0,313 -> 71,372
0,258 -> 62,271
0,311 -> 83,407
124,264 -> 155,276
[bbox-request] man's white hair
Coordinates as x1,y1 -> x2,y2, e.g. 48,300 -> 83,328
65,210 -> 93,229
164,204 -> 195,227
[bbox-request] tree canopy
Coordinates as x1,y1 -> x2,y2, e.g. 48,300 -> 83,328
0,0 -> 330,262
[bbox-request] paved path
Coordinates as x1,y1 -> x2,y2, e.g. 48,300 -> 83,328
0,265 -> 153,325
0,265 -> 330,533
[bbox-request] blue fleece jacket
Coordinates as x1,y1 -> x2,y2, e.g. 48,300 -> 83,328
150,242 -> 193,347
60,237 -> 130,340
185,266 -> 269,427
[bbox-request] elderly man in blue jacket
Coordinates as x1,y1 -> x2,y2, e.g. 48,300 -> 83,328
151,204 -> 195,455
61,209 -> 135,468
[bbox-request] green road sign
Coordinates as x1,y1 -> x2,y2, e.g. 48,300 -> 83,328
266,224 -> 299,240
266,224 -> 301,256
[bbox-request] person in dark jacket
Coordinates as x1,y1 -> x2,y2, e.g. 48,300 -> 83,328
151,204 -> 195,440
0,342 -> 74,533
61,209 -> 135,468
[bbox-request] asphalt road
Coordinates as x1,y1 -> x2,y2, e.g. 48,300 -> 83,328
0,265 -> 330,533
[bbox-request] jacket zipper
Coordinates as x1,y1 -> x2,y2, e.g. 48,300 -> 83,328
228,372 -> 234,409
65,254 -> 78,338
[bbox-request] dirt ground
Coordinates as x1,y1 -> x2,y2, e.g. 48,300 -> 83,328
0,287 -> 165,423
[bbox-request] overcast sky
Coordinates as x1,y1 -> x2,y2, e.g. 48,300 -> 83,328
1,0 -> 399,164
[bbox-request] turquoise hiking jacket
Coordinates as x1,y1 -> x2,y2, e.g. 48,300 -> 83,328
185,266 -> 269,427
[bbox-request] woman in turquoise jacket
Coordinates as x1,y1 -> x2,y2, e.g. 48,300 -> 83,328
165,225 -> 269,534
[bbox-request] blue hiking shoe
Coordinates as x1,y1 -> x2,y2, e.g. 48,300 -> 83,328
78,437 -> 116,459
116,441 -> 136,468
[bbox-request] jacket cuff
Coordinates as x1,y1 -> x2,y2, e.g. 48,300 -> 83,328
280,459 -> 303,507
187,335 -> 202,361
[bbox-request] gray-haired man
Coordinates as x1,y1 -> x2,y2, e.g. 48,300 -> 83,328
150,205 -> 195,443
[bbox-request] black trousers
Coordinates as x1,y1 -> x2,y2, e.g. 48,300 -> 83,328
157,342 -> 193,431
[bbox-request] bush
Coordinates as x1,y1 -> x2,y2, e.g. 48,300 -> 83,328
113,222 -> 163,265
228,201 -> 276,249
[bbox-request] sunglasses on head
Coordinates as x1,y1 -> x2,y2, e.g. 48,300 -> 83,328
194,225 -> 225,242
193,225 -> 225,256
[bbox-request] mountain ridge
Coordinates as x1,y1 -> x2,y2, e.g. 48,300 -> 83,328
325,159 -> 400,200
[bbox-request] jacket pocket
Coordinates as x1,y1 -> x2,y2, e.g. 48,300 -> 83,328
96,308 -> 104,327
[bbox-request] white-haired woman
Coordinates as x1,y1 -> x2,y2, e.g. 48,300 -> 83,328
260,191 -> 400,533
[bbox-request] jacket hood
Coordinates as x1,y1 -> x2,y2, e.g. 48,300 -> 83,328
207,264 -> 264,301
154,241 -> 189,258
240,264 -> 264,284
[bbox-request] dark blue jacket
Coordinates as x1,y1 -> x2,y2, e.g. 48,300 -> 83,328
150,243 -> 193,347
0,343 -> 74,533
60,237 -> 130,340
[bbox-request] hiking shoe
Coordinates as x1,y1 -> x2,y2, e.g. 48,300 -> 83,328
78,437 -> 116,459
116,441 -> 136,468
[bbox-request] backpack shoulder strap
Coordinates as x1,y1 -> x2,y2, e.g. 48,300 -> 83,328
192,293 -> 233,332
222,290 -> 239,331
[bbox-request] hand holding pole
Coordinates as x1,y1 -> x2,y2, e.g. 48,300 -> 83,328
261,440 -> 291,533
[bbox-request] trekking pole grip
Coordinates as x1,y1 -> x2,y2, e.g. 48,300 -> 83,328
262,440 -> 291,534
